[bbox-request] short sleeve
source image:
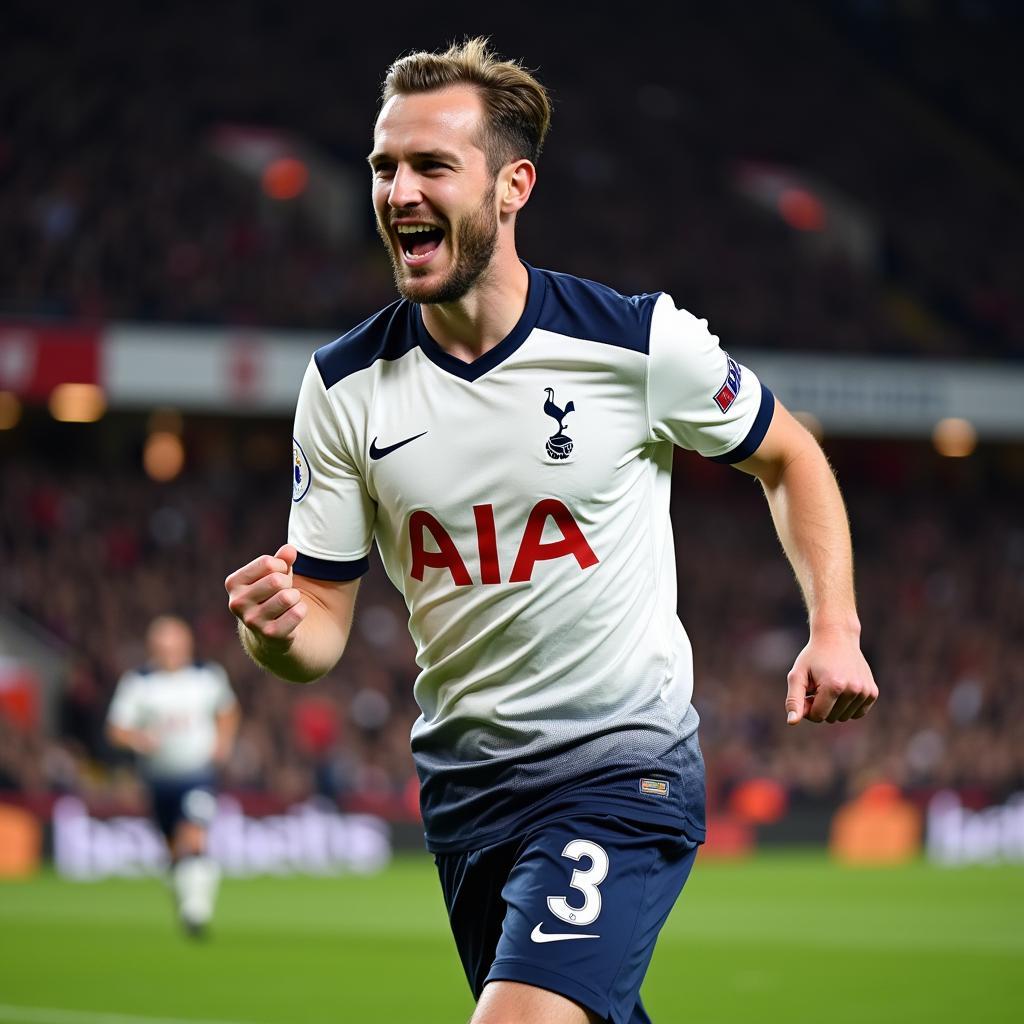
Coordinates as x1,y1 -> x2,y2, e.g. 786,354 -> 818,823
106,673 -> 142,729
288,358 -> 375,580
646,295 -> 775,462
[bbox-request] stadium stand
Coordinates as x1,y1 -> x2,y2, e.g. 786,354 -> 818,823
1,0 -> 1021,841
1,0 -> 1021,354
1,427 -> 1021,819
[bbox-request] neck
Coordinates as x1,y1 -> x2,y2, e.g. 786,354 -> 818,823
419,246 -> 528,362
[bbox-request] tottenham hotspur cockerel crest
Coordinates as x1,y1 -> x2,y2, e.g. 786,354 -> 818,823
543,387 -> 575,460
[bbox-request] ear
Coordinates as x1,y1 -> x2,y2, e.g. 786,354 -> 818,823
499,159 -> 536,214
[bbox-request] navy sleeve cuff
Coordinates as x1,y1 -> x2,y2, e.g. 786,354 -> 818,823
293,552 -> 370,581
708,384 -> 776,465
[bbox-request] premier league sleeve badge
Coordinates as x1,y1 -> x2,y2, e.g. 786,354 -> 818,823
292,438 -> 312,502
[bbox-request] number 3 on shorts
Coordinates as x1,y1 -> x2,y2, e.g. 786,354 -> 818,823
547,839 -> 609,927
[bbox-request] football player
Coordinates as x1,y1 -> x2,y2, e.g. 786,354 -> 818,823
107,616 -> 238,937
226,39 -> 877,1022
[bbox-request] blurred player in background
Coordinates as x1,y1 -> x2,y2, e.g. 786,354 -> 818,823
226,38 -> 877,1023
106,615 -> 239,937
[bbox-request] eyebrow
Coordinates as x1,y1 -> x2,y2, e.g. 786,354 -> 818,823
367,148 -> 462,169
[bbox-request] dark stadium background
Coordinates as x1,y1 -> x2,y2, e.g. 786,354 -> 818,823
0,2 -> 1021,1022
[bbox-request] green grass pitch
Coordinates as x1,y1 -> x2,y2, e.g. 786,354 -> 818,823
0,852 -> 1020,1023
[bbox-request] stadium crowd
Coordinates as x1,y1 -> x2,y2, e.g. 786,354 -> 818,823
1,0 -> 1021,356
1,0 -> 1021,826
1,436 -> 1021,818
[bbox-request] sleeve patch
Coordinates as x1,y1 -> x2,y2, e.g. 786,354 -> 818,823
708,385 -> 776,464
292,438 -> 312,503
713,355 -> 742,413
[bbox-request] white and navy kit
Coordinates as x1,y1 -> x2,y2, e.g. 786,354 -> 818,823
289,263 -> 774,854
292,264 -> 774,1021
107,662 -> 236,836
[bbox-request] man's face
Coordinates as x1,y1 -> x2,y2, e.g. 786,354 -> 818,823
147,618 -> 193,672
370,86 -> 500,304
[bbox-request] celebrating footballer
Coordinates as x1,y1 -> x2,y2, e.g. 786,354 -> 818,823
225,38 -> 878,1024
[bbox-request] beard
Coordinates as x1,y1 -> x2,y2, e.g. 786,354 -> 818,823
379,183 -> 498,305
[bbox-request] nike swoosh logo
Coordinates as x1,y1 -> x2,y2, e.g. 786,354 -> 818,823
369,431 -> 428,460
530,923 -> 600,944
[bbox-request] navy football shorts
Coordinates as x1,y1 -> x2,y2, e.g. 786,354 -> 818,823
146,772 -> 218,840
436,813 -> 700,1024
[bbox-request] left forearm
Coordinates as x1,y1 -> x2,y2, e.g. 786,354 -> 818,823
736,402 -> 876,724
758,442 -> 860,636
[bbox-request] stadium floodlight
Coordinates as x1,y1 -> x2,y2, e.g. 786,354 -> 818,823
48,383 -> 105,423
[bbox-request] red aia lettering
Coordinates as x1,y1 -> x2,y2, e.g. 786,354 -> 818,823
473,504 -> 501,585
509,498 -> 599,582
407,500 -> 598,586
408,509 -> 472,586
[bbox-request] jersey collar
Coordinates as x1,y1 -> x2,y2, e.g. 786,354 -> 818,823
411,262 -> 547,382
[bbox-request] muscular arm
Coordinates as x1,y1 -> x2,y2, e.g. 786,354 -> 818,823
733,402 -> 878,724
228,545 -> 360,684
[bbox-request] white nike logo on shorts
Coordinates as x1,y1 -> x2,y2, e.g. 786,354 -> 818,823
530,923 -> 600,943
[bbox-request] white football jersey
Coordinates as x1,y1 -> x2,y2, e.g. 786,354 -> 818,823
107,662 -> 236,778
289,264 -> 774,851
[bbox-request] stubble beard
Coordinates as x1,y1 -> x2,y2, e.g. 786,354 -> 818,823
380,183 -> 498,305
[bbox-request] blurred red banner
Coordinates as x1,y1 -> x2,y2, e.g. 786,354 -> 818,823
0,323 -> 100,399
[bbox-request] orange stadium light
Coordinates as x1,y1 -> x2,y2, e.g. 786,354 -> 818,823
48,383 -> 105,423
262,157 -> 309,200
144,431 -> 186,482
932,417 -> 977,458
0,391 -> 21,429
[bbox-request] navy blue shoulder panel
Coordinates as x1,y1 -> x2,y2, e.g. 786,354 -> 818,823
314,300 -> 417,390
535,268 -> 661,355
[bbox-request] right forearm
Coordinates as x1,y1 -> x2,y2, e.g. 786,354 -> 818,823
238,602 -> 346,683
226,546 -> 359,684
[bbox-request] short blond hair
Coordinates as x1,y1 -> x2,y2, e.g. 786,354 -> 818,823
381,37 -> 552,173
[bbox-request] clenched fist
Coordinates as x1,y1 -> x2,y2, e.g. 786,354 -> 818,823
225,544 -> 308,646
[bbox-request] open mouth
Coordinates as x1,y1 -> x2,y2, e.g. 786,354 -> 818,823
395,223 -> 445,264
